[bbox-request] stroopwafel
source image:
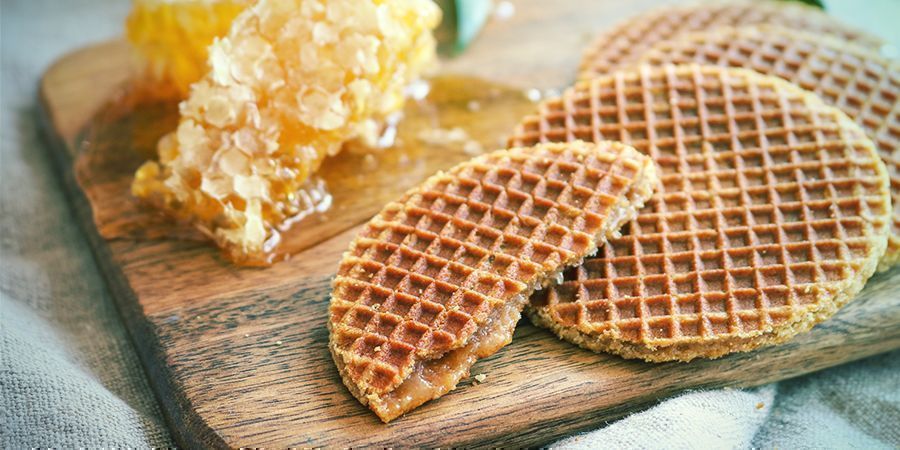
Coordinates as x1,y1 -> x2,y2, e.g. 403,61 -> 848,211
577,1 -> 884,81
636,26 -> 900,269
511,65 -> 892,362
329,141 -> 657,420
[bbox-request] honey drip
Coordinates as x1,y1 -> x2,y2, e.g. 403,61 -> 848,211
76,75 -> 539,264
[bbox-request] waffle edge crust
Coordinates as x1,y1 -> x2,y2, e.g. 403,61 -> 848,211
328,141 -> 658,421
634,25 -> 900,271
513,65 -> 892,363
576,0 -> 884,82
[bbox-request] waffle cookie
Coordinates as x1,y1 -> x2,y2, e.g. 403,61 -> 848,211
577,0 -> 884,81
329,141 -> 657,421
635,26 -> 900,269
511,65 -> 892,362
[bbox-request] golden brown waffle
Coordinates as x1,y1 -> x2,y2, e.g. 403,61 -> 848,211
635,26 -> 900,269
329,141 -> 657,421
511,65 -> 892,362
577,0 -> 885,81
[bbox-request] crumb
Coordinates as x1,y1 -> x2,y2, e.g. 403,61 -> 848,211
275,340 -> 282,345
417,126 -> 470,147
493,1 -> 515,20
374,346 -> 382,353
463,140 -> 484,156
473,373 -> 487,383
405,79 -> 431,101
363,154 -> 378,171
524,88 -> 541,102
756,402 -> 765,410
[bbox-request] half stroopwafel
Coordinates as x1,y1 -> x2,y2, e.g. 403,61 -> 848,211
329,141 -> 657,421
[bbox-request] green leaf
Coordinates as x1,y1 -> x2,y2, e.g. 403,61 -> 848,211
434,0 -> 493,55
782,0 -> 825,9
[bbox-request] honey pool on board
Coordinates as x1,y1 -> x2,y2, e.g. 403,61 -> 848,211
76,75 -> 538,264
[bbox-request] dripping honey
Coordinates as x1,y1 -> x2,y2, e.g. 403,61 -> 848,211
77,75 -> 539,265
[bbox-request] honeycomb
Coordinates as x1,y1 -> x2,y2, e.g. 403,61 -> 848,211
127,0 -> 252,96
132,0 -> 442,264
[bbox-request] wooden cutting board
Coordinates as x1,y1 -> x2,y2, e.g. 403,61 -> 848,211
38,0 -> 900,447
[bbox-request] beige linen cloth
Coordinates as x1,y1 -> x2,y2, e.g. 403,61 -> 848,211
1,0 -> 897,447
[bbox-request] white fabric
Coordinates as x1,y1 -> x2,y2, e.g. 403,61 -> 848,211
555,387 -> 776,449
1,0 -> 172,446
553,351 -> 899,449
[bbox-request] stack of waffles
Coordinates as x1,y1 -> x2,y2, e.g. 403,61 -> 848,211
518,0 -> 898,364
323,0 -> 897,421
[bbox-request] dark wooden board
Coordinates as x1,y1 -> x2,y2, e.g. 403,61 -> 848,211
38,1 -> 900,447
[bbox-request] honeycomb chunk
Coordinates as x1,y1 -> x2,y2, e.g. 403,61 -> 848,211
132,0 -> 442,264
127,0 -> 252,95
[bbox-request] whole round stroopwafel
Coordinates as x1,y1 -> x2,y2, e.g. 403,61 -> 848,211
636,26 -> 900,269
577,0 -> 885,81
511,65 -> 892,362
329,141 -> 657,421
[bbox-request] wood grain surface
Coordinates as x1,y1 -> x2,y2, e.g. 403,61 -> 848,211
37,0 -> 900,447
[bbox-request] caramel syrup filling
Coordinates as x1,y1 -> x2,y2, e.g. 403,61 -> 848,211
368,167 -> 656,422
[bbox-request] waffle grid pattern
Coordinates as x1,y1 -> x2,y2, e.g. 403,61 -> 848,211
637,26 -> 900,267
512,65 -> 891,357
577,1 -> 884,81
330,142 -> 651,394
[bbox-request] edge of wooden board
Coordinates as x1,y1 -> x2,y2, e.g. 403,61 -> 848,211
37,72 -> 225,450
